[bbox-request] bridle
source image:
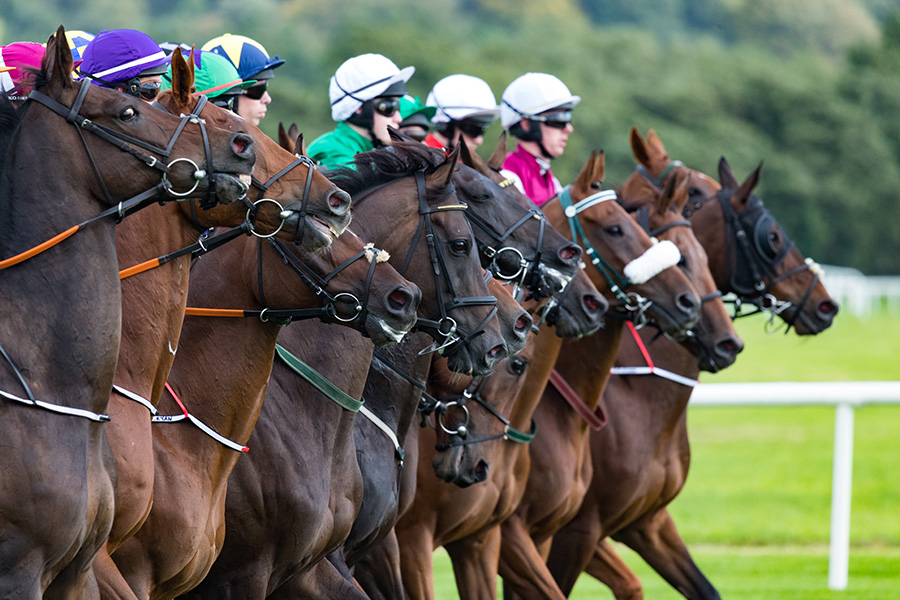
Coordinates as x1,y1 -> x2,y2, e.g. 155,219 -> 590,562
400,171 -> 498,356
420,374 -> 537,450
638,162 -> 822,334
463,176 -> 556,300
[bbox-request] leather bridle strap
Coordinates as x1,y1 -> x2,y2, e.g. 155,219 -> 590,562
548,368 -> 607,430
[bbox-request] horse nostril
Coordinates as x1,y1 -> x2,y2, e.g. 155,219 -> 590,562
328,190 -> 351,212
677,292 -> 699,314
388,288 -> 411,310
489,344 -> 505,359
474,460 -> 489,482
583,293 -> 608,314
231,133 -> 253,156
818,300 -> 839,318
559,244 -> 581,262
716,337 -> 744,358
515,313 -> 533,333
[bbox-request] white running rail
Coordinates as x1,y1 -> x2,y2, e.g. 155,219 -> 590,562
689,381 -> 900,591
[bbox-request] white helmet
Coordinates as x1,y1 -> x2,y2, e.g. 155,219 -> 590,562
329,53 -> 415,122
426,74 -> 500,124
500,72 -> 581,130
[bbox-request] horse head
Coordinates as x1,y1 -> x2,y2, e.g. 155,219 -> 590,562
427,333 -> 535,487
624,127 -> 838,335
22,31 -> 255,216
455,137 -> 583,299
333,142 -> 507,376
620,168 -> 743,372
542,150 -> 701,339
158,50 -> 351,253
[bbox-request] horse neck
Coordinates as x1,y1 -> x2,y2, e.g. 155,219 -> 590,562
115,203 -> 202,404
161,238 -> 284,453
508,327 -> 564,433
610,326 -> 698,423
550,317 -> 626,425
688,202 -> 732,293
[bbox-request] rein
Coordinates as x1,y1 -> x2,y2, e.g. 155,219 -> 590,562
548,369 -> 607,430
609,321 -> 699,387
400,171 -> 498,356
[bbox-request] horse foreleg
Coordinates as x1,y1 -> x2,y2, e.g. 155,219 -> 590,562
351,528 -> 405,600
545,508 -> 605,596
396,524 -> 436,600
585,539 -> 643,600
443,526 -> 502,600
268,558 -> 368,600
497,517 -> 566,600
93,542 -> 141,600
612,508 -> 720,600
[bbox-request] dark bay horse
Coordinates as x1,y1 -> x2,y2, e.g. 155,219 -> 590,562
190,142 -> 504,599
94,49 -> 352,599
544,129 -> 839,600
0,29 -> 254,599
494,151 -> 707,600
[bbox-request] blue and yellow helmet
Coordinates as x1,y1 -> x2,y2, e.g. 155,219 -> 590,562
201,34 -> 284,81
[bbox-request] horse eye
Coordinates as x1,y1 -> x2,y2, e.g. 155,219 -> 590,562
508,358 -> 527,375
605,224 -> 623,237
768,231 -> 779,245
689,187 -> 703,198
120,107 -> 137,121
450,239 -> 469,254
678,256 -> 687,269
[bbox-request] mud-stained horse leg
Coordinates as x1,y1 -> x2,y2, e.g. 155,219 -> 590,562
545,510 -> 605,596
497,516 -> 567,600
612,509 -> 720,600
93,542 -> 140,600
585,539 -> 644,600
352,528 -> 405,600
444,526 -> 502,600
397,524 -> 437,600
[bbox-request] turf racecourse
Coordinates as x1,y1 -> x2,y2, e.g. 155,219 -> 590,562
429,308 -> 900,598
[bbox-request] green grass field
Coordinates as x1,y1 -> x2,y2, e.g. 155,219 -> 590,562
431,309 -> 900,598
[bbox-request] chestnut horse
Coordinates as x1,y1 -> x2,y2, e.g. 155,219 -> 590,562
495,151 -> 709,600
93,48 -> 351,599
191,142 -> 505,599
0,29 -> 254,599
544,129 -> 839,600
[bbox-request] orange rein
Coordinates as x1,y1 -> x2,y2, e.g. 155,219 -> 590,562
0,225 -> 80,270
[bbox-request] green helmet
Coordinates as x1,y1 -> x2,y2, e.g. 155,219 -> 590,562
162,49 -> 256,99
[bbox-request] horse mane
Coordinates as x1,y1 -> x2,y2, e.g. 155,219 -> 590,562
0,94 -> 22,174
328,141 -> 454,202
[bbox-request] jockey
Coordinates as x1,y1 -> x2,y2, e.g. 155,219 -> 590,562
398,95 -> 436,142
202,34 -> 284,126
308,53 -> 413,169
160,49 -> 255,113
0,42 -> 46,101
425,73 -> 500,153
500,72 -> 580,207
78,29 -> 170,104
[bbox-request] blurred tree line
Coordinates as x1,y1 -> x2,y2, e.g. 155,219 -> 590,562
4,0 -> 900,273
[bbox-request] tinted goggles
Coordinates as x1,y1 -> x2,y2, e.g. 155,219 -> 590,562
212,95 -> 237,111
137,80 -> 161,101
457,119 -> 491,139
243,82 -> 268,100
373,97 -> 400,117
531,110 -> 572,129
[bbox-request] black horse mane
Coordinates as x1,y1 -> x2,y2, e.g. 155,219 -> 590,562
0,94 -> 22,172
328,141 -> 455,202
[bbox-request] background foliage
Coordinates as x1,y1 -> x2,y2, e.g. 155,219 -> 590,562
6,0 -> 900,273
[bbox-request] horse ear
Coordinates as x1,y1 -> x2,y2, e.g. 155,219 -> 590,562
434,145 -> 460,187
169,48 -> 193,110
294,132 -> 306,156
277,122 -> 292,152
658,168 -> 678,214
459,137 -> 491,176
44,26 -> 74,91
718,156 -> 739,189
732,161 -> 762,209
289,123 -> 300,144
662,172 -> 692,215
630,127 -> 651,167
388,126 -> 419,144
573,149 -> 602,195
487,131 -> 508,170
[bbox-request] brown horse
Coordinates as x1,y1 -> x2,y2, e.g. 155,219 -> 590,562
191,142 -> 504,599
544,129 -> 839,599
494,152 -> 707,600
93,49 -> 352,599
622,128 -> 838,334
0,29 -> 254,599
